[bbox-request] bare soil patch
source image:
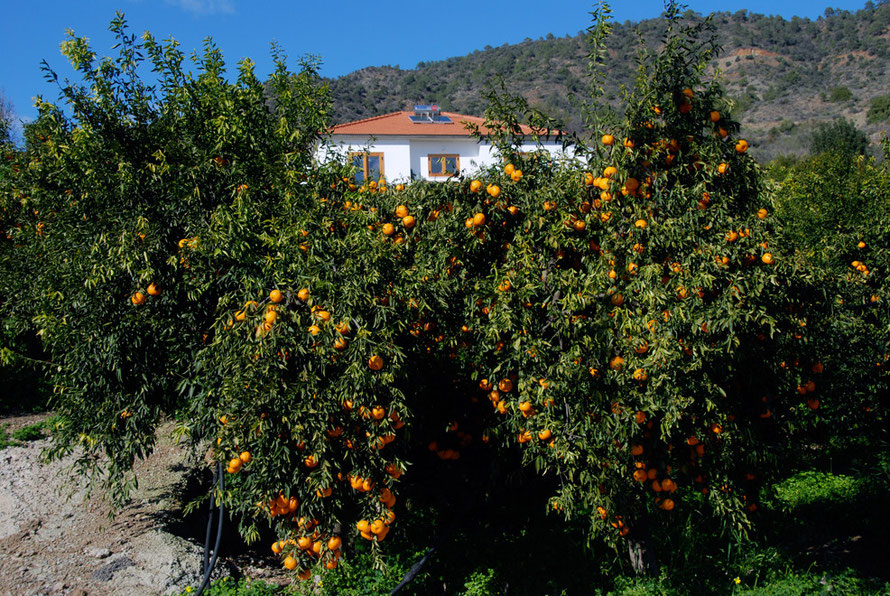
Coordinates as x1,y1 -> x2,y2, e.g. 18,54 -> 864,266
0,416 -> 287,596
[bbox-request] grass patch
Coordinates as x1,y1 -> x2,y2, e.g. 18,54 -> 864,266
0,425 -> 12,450
768,471 -> 865,511
180,577 -> 291,595
0,418 -> 53,449
11,421 -> 47,442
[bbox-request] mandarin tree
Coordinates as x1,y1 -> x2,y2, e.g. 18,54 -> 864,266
0,13 -> 331,502
770,142 -> 889,450
384,5 -> 799,574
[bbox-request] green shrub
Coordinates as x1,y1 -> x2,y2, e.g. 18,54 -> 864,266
866,94 -> 890,123
810,117 -> 869,157
828,86 -> 853,102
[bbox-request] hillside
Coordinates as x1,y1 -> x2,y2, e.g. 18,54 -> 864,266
327,3 -> 890,161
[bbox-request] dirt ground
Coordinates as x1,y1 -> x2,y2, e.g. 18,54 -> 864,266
0,414 -> 288,596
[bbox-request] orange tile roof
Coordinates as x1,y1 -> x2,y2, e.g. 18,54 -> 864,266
329,111 -> 550,137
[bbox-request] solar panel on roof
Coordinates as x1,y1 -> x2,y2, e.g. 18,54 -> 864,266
409,115 -> 452,123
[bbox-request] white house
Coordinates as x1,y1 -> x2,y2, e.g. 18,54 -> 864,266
316,105 -> 567,184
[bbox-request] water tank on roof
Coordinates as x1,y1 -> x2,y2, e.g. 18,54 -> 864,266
410,104 -> 451,123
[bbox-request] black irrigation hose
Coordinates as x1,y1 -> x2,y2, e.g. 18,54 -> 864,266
195,461 -> 225,596
390,495 -> 481,595
389,532 -> 449,595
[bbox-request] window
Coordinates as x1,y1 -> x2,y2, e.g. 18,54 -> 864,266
349,152 -> 384,184
428,154 -> 459,177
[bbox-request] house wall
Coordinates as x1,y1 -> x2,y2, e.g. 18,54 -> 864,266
317,135 -> 567,183
408,138 -> 483,181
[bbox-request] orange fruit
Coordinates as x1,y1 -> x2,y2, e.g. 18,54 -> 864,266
735,139 -> 749,153
131,292 -> 146,305
382,223 -> 395,236
402,215 -> 415,229
147,283 -> 161,296
602,134 -> 615,146
472,212 -> 486,227
538,429 -> 552,441
297,288 -> 310,302
709,111 -> 721,122
283,555 -> 297,570
761,253 -> 774,265
368,355 -> 384,370
486,184 -> 501,198
469,180 -> 483,193
269,289 -> 283,303
227,457 -> 242,473
239,451 -> 251,464
395,204 -> 409,218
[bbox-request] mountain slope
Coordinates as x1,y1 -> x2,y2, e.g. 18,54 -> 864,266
327,4 -> 890,160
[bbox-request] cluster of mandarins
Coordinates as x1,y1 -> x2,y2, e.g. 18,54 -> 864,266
130,282 -> 161,305
271,519 -> 343,575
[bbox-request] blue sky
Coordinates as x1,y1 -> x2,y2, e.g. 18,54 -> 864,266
0,1 -> 873,125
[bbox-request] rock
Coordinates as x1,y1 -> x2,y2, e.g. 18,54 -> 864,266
84,547 -> 111,559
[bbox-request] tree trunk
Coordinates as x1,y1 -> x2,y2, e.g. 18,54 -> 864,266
627,517 -> 660,577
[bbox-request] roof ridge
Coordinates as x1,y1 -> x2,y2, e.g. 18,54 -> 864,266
331,111 -> 406,130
